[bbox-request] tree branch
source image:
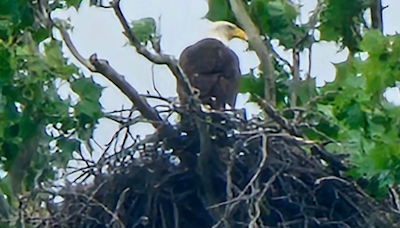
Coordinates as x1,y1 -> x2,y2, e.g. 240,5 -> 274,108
291,49 -> 300,107
88,54 -> 174,136
111,0 -> 193,100
57,23 -> 175,138
370,0 -> 383,33
254,95 -> 300,137
228,0 -> 276,107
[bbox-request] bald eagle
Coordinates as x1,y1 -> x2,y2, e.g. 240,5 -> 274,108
178,21 -> 247,110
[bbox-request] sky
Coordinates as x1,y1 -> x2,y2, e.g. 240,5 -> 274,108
51,0 -> 400,175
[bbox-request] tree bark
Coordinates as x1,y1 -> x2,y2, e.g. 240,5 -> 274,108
370,0 -> 383,33
228,0 -> 276,107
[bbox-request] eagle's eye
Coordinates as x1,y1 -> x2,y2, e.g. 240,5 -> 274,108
228,24 -> 236,30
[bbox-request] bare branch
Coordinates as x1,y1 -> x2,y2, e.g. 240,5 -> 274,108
56,23 -> 175,137
228,0 -> 276,106
89,54 -> 174,135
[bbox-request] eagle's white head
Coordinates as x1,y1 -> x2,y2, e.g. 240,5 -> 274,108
206,21 -> 248,45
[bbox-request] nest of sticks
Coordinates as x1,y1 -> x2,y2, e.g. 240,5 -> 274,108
28,98 -> 400,228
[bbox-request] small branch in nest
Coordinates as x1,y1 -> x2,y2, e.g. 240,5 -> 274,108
108,187 -> 130,227
248,167 -> 283,227
211,133 -> 271,225
310,145 -> 349,173
254,95 -> 300,137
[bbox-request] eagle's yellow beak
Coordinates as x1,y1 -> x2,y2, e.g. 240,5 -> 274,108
232,27 -> 248,41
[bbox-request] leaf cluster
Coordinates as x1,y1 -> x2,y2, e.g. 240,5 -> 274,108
0,0 -> 105,209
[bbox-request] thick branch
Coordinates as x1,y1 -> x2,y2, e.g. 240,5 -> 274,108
89,54 -> 174,136
228,0 -> 276,107
370,0 -> 383,33
291,49 -> 300,107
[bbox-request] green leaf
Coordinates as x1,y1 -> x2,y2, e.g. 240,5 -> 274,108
76,112 -> 97,141
239,72 -> 264,96
71,77 -> 104,102
57,137 -> 80,167
31,27 -> 49,43
360,30 -> 388,54
43,40 -> 65,69
295,77 -> 318,106
74,99 -> 102,119
0,43 -> 14,84
335,100 -> 367,129
130,17 -> 157,44
18,112 -> 39,141
65,0 -> 83,8
0,19 -> 12,41
205,0 -> 234,22
2,142 -> 19,171
266,1 -> 286,17
319,0 -> 365,52
0,175 -> 14,206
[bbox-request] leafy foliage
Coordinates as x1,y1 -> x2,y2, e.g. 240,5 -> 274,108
129,17 -> 157,44
207,0 -> 400,197
319,0 -> 366,52
0,0 -> 105,216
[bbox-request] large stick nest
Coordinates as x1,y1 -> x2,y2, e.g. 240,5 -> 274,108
29,99 -> 400,228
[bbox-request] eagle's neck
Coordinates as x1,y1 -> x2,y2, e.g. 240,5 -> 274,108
205,30 -> 229,46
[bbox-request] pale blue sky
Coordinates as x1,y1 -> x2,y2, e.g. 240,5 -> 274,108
51,0 -> 400,171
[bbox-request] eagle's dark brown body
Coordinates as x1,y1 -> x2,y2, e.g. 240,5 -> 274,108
178,38 -> 241,110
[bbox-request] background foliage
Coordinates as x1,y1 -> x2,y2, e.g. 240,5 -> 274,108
0,0 -> 398,225
206,0 -> 400,198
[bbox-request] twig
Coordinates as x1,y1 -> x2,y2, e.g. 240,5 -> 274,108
151,64 -> 162,97
248,168 -> 282,228
108,187 -> 130,227
254,95 -> 300,137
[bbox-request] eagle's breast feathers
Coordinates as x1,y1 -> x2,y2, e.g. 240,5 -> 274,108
177,22 -> 247,110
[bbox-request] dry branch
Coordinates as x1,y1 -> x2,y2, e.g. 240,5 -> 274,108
88,54 -> 173,134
